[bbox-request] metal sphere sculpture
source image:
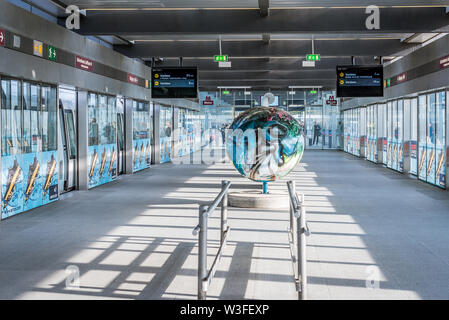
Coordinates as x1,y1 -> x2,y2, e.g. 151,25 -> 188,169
226,107 -> 304,182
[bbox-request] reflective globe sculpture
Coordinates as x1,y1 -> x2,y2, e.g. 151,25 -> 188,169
226,107 -> 304,182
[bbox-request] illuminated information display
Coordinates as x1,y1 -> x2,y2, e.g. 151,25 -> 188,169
337,65 -> 383,98
151,67 -> 198,99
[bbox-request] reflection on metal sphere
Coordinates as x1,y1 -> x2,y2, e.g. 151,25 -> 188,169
226,107 -> 305,182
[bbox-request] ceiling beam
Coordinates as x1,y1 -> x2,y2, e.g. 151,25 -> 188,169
259,0 -> 269,17
114,39 -> 414,58
198,79 -> 336,91
262,34 -> 270,44
149,57 -> 379,70
77,8 -> 449,35
199,70 -> 336,81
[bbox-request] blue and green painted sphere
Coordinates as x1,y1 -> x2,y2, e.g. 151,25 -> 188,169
226,107 -> 304,182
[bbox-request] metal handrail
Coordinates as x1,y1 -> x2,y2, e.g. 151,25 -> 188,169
192,180 -> 231,300
287,180 -> 311,300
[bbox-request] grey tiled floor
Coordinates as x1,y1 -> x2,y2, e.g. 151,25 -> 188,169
0,149 -> 448,299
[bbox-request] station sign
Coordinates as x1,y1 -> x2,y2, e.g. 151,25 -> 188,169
127,73 -> 139,84
33,40 -> 43,57
48,45 -> 57,61
0,29 -> 5,47
219,61 -> 231,68
439,55 -> 449,69
75,55 -> 94,72
326,95 -> 338,106
306,54 -> 320,61
302,60 -> 315,67
214,55 -> 228,62
202,96 -> 214,105
397,72 -> 407,83
13,35 -> 21,48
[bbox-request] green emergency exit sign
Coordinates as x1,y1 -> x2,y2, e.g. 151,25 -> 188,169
306,54 -> 320,61
222,90 -> 230,95
310,90 -> 317,94
214,55 -> 229,62
48,45 -> 57,61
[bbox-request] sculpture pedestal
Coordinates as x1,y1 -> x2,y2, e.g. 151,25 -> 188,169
228,190 -> 289,209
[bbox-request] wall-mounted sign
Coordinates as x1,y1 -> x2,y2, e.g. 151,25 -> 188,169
397,72 -> 407,83
302,61 -> 315,67
151,67 -> 198,99
202,96 -> 214,105
33,40 -> 43,57
145,79 -> 149,88
222,90 -> 230,95
326,95 -> 338,106
439,55 -> 449,69
214,55 -> 228,62
13,35 -> 20,48
219,61 -> 231,68
0,29 -> 5,47
336,65 -> 383,97
75,55 -> 94,72
48,45 -> 57,61
127,73 -> 139,84
306,54 -> 320,61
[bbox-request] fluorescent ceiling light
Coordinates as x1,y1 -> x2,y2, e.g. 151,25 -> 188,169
289,86 -> 323,89
217,86 -> 251,89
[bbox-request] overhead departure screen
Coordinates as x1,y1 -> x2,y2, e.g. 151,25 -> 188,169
151,67 -> 198,99
336,65 -> 384,98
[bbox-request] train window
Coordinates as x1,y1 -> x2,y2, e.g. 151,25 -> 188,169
23,82 -> 41,154
65,110 -> 77,159
107,96 -> 116,145
435,91 -> 446,188
42,85 -> 57,152
88,93 -> 99,146
1,79 -> 22,156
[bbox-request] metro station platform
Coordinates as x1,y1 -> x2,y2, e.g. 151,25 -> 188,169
1,149 -> 448,300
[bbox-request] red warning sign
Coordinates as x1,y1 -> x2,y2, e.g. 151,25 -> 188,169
0,29 -> 5,47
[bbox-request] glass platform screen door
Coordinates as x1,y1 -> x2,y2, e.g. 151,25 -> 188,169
305,106 -> 323,149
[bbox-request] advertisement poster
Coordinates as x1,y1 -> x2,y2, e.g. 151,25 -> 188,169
133,139 -> 151,172
398,143 -> 403,172
23,152 -> 43,211
426,145 -> 436,185
410,141 -> 418,175
387,139 -> 393,168
160,137 -> 172,163
1,155 -> 24,219
418,145 -> 427,181
41,150 -> 59,205
89,144 -> 117,189
436,146 -> 445,188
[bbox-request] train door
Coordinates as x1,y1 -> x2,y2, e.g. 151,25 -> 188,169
116,97 -> 125,175
58,87 -> 77,193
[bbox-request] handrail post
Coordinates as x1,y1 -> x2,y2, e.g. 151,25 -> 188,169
289,181 -> 296,237
298,193 -> 307,300
221,180 -> 229,245
198,205 -> 208,300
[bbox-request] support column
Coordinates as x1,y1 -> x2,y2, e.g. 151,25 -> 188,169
153,103 -> 161,164
125,98 -> 134,174
77,90 -> 89,190
173,106 -> 179,159
446,92 -> 449,190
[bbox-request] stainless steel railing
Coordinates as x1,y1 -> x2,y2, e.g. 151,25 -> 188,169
287,180 -> 311,300
192,180 -> 231,300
